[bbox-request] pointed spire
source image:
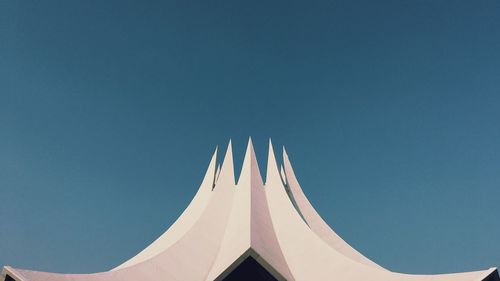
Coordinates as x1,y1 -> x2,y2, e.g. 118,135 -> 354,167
266,139 -> 282,186
238,137 -> 263,186
282,145 -> 298,186
207,146 -> 218,183
282,145 -> 298,183
217,140 -> 235,186
283,145 -> 288,160
200,145 -> 219,191
282,146 -> 292,173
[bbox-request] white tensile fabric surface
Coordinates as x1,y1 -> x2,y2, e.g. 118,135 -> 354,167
1,139 -> 498,281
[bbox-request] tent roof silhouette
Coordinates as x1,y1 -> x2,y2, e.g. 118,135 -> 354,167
2,139 -> 498,281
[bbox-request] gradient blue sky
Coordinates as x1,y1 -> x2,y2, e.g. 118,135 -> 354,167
1,0 -> 499,275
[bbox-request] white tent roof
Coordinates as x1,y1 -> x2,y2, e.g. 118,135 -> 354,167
2,139 -> 498,281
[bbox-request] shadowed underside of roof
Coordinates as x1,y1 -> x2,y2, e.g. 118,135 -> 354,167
1,139 -> 498,281
221,256 -> 277,281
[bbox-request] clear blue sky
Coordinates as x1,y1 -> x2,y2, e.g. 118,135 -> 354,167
1,0 -> 499,275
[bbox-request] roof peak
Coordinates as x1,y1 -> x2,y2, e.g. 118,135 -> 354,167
237,137 -> 263,186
